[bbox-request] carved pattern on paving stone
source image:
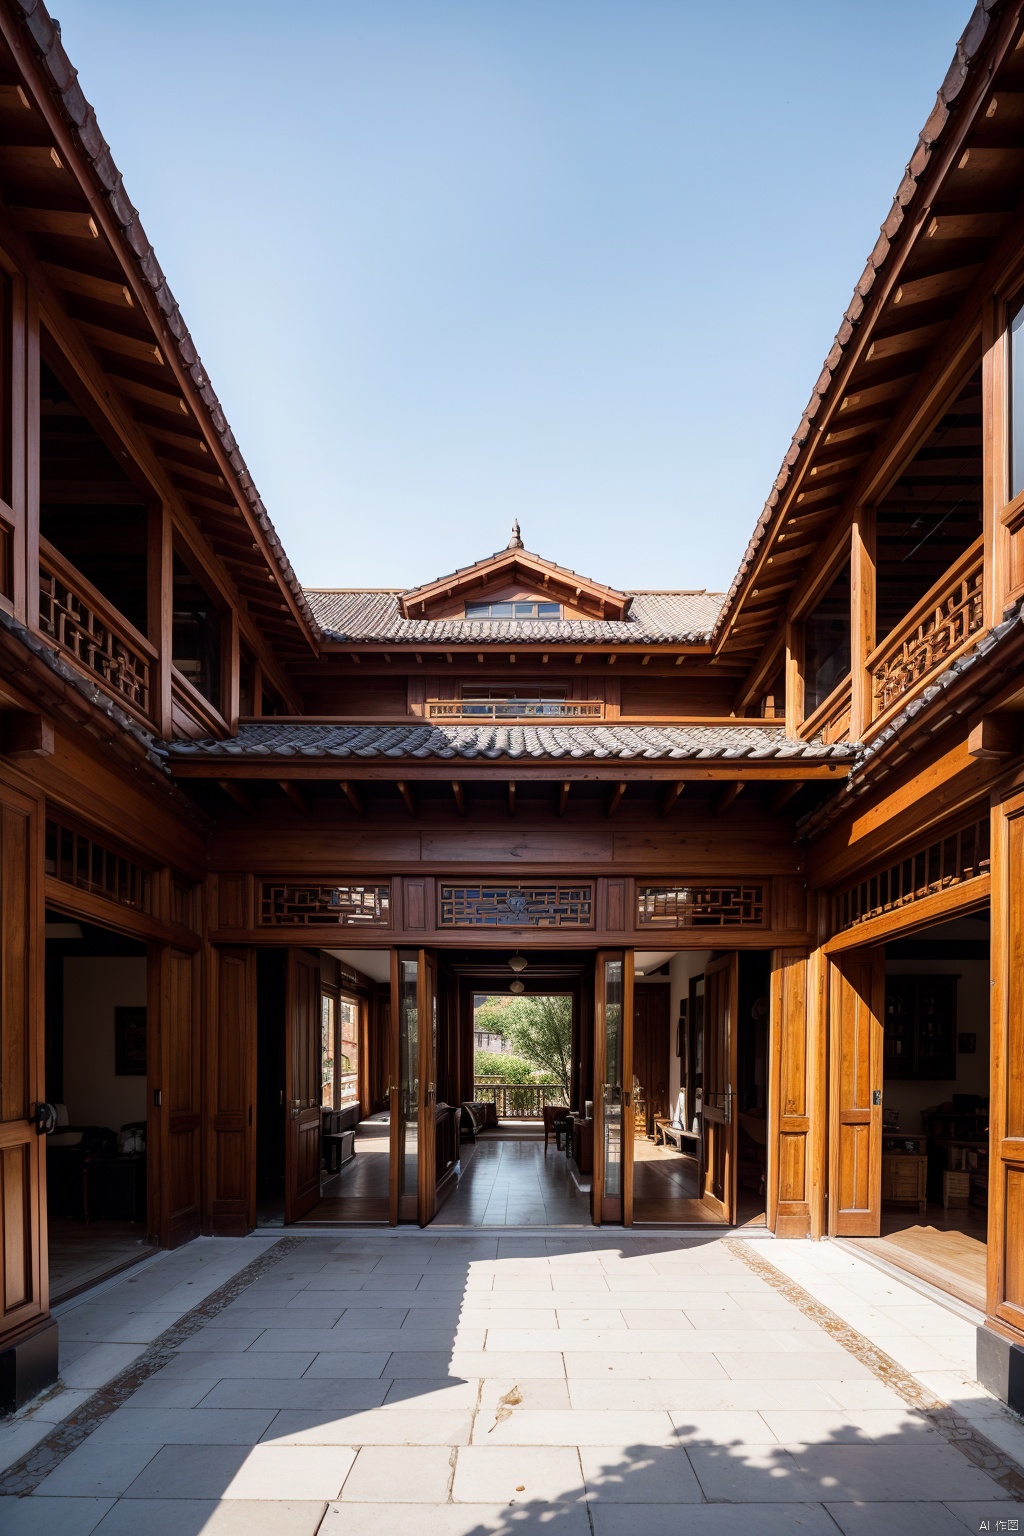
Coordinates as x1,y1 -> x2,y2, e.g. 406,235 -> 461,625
728,1239 -> 1024,1499
0,1236 -> 304,1497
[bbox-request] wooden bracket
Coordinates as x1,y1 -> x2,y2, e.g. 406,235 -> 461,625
606,782 -> 627,817
339,780 -> 363,816
451,781 -> 465,815
2,710 -> 54,758
218,778 -> 254,814
715,781 -> 745,816
659,781 -> 685,818
968,715 -> 1021,760
558,781 -> 571,817
396,780 -> 416,818
278,780 -> 309,815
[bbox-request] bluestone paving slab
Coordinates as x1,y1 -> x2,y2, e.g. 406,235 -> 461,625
579,1444 -> 705,1502
261,1408 -> 473,1445
824,1502 -> 987,1536
340,1445 -> 453,1501
91,1501 -> 327,1536
321,1501 -> 591,1534
0,1496 -> 114,1536
34,1440 -> 163,1497
589,1504 -> 837,1535
452,1444 -> 585,1503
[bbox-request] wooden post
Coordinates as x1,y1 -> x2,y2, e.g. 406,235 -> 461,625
784,620 -> 804,740
850,507 -> 876,742
148,507 -> 173,738
986,791 -> 1024,1338
982,296 -> 1011,630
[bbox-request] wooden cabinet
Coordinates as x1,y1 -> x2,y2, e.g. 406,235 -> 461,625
881,1133 -> 928,1213
884,976 -> 957,1080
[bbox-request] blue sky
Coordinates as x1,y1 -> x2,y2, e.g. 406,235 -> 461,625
54,0 -> 971,593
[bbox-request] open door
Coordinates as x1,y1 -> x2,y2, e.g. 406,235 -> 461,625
284,949 -> 321,1223
593,949 -> 634,1225
701,953 -> 738,1222
391,949 -> 438,1225
828,950 -> 885,1236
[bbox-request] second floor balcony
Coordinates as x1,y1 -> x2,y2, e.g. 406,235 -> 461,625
426,697 -> 605,721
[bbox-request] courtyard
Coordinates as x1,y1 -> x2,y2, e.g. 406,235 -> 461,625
0,1229 -> 1021,1535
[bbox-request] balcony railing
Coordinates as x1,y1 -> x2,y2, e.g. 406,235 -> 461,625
39,540 -> 154,720
473,1082 -> 566,1118
427,698 -> 604,721
868,538 -> 984,721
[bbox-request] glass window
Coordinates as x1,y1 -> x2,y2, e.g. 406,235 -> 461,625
338,997 -> 359,1104
803,561 -> 851,714
1012,300 -> 1024,501
465,600 -> 562,620
321,993 -> 336,1108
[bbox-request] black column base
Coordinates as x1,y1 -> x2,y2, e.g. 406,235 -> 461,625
977,1323 -> 1024,1413
0,1317 -> 58,1414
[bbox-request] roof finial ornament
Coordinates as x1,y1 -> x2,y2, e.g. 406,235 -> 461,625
507,518 -> 523,550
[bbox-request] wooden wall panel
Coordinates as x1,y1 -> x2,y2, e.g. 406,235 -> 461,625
828,951 -> 884,1237
0,777 -> 47,1354
205,947 -> 255,1236
768,948 -> 812,1238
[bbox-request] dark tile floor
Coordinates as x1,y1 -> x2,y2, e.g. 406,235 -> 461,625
433,1135 -> 590,1227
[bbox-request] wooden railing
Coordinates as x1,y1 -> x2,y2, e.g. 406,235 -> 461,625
426,698 -> 604,721
868,539 -> 984,721
473,1082 -> 565,1118
38,540 -> 154,720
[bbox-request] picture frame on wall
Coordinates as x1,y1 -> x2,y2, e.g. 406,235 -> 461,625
115,1006 -> 147,1076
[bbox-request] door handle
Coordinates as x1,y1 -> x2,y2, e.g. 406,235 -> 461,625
872,1089 -> 882,1106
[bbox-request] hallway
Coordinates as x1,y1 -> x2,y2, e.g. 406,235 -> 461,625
433,1137 -> 590,1228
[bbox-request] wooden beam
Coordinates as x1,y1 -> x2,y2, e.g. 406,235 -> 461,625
1,711 -> 53,758
508,781 -> 517,817
338,780 -> 363,816
715,781 -> 745,816
13,206 -> 98,239
967,715 -> 1021,760
41,262 -> 133,307
659,781 -> 685,817
0,85 -> 30,110
770,780 -> 805,813
396,780 -> 416,818
558,780 -> 571,817
606,781 -> 627,817
452,780 -> 466,815
77,320 -> 164,366
279,780 -> 309,815
218,778 -> 255,814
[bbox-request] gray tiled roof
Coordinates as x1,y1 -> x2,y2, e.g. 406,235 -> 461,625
303,589 -> 725,644
166,721 -> 854,762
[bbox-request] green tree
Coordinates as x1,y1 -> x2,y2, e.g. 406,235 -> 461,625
500,995 -> 573,1102
473,1050 -> 535,1084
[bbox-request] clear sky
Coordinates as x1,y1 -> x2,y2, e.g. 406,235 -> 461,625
53,0 -> 971,594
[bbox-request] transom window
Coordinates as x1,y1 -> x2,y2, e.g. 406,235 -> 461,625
462,684 -> 567,701
464,600 -> 561,620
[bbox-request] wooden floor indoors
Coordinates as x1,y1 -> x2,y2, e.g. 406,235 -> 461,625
48,1218 -> 156,1304
848,1201 -> 987,1312
299,1114 -> 390,1225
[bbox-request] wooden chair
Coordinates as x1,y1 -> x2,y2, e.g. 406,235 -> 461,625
543,1104 -> 569,1149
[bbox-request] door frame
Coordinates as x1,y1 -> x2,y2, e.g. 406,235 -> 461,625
701,952 -> 739,1223
592,948 -> 634,1225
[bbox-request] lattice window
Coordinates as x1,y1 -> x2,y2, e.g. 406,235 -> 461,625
636,885 -> 766,928
439,882 -> 594,928
45,817 -> 152,913
260,883 -> 391,927
832,816 -> 990,933
39,558 -> 151,716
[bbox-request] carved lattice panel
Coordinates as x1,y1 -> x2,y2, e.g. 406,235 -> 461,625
438,883 -> 594,928
636,884 -> 766,928
45,817 -> 152,913
832,816 -> 990,933
39,560 -> 151,716
260,883 -> 391,927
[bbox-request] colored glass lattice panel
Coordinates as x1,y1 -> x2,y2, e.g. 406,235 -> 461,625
260,883 -> 391,927
439,883 -> 594,927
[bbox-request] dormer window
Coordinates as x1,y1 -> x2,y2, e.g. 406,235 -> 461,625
465,600 -> 561,620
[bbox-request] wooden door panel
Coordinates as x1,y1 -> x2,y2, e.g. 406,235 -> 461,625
632,983 -> 670,1138
417,949 -> 438,1228
150,946 -> 202,1248
207,947 -> 256,1235
285,950 -> 321,1224
594,950 -> 632,1225
0,780 -> 46,1347
829,951 -> 884,1237
702,953 -> 738,1222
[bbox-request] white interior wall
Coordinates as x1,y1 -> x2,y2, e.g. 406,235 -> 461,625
63,956 -> 148,1130
668,950 -> 713,1117
882,956 -> 989,1131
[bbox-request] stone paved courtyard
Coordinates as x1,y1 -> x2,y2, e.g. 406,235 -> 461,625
1,1229 -> 1023,1535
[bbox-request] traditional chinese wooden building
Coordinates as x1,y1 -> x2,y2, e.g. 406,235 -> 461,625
0,0 -> 1023,1415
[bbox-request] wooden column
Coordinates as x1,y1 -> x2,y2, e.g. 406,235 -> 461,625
982,297 -> 1012,630
148,506 -> 173,739
986,790 -> 1024,1343
849,507 -> 876,742
767,948 -> 813,1238
784,621 -> 804,740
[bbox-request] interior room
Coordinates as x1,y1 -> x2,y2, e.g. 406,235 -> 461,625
44,913 -> 155,1302
849,911 -> 990,1311
631,950 -> 770,1226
